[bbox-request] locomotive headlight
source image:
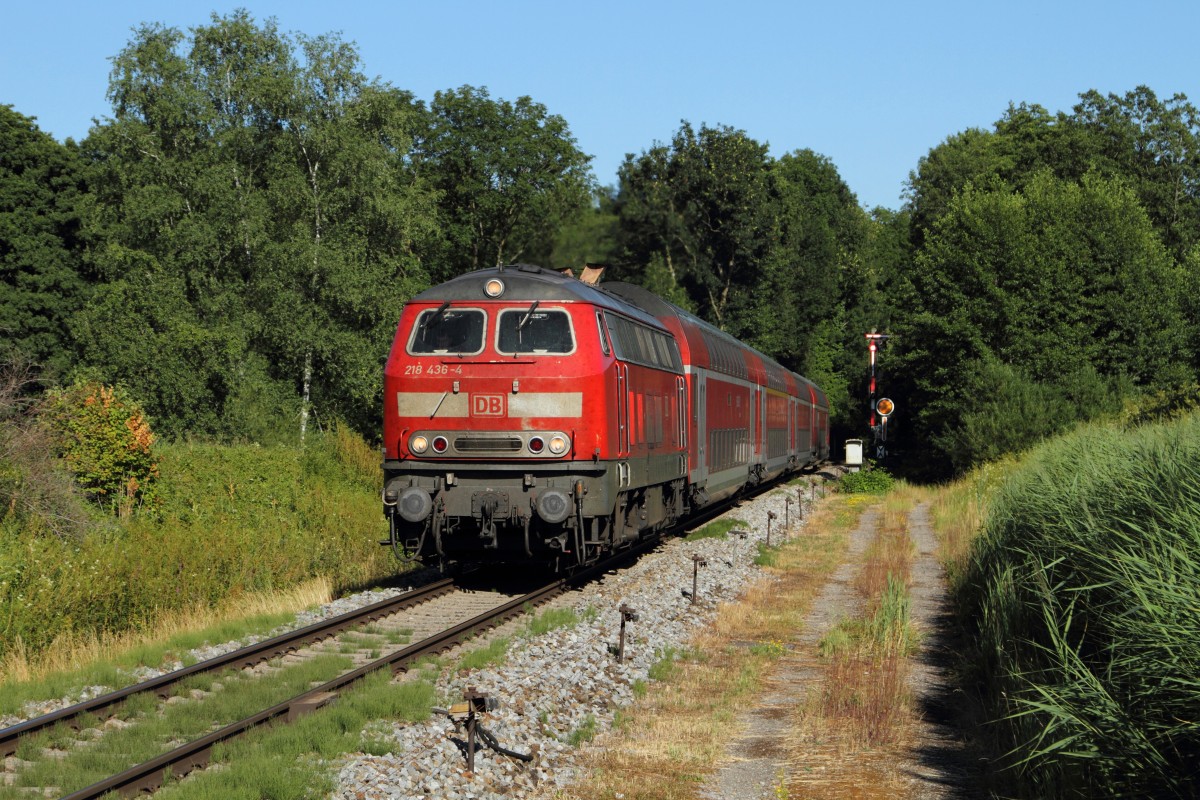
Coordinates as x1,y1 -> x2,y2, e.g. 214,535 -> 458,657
548,434 -> 570,455
409,435 -> 430,454
484,278 -> 505,297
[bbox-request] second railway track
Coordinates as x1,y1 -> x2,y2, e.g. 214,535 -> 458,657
3,542 -> 658,799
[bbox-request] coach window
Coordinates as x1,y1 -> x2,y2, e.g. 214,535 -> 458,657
497,308 -> 575,354
409,307 -> 486,355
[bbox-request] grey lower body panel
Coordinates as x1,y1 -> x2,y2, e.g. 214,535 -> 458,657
382,453 -> 686,565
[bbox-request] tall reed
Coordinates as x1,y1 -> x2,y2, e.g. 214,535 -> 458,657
959,412 -> 1200,797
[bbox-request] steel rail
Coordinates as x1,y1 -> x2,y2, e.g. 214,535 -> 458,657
0,576 -> 456,757
61,577 -> 572,799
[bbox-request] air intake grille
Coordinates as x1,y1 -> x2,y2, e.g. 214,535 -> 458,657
454,436 -> 523,452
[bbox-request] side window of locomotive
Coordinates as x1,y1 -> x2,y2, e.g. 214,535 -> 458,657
605,315 -> 683,374
596,312 -> 611,356
497,309 -> 575,354
408,308 -> 486,355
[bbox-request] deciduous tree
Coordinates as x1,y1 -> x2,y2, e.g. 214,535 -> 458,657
80,12 -> 436,439
411,86 -> 593,278
0,106 -> 87,376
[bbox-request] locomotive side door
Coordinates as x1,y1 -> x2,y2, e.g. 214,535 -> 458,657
695,372 -> 707,482
616,362 -> 630,457
676,375 -> 687,451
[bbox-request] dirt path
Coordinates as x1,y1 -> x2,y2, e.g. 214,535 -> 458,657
700,502 -> 975,799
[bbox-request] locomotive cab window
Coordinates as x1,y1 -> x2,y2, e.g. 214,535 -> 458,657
408,307 -> 486,355
497,308 -> 575,354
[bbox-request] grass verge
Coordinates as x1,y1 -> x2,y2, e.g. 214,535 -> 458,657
954,412 -> 1200,798
797,498 -> 916,765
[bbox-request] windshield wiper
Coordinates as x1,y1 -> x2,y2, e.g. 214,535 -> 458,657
517,301 -> 539,332
421,301 -> 451,333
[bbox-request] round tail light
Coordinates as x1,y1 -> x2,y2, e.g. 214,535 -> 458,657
528,436 -> 545,453
432,436 -> 449,453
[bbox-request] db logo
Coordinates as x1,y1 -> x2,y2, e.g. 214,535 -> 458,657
471,394 -> 506,417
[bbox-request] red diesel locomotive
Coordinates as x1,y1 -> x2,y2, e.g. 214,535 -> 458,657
381,264 -> 829,569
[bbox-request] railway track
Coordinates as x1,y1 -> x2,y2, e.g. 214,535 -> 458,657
4,541 -> 662,799
0,576 -> 459,759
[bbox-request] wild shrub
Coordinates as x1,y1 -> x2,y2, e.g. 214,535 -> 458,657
41,381 -> 158,516
0,431 -> 393,665
932,359 -> 1124,474
1119,381 -> 1200,427
0,360 -> 91,540
331,422 -> 380,491
838,466 -> 894,494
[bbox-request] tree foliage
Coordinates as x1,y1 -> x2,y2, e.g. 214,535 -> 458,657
411,85 -> 593,278
898,170 -> 1188,474
615,123 -> 776,328
0,106 -> 87,376
908,86 -> 1200,260
78,12 -> 435,439
613,124 -> 873,426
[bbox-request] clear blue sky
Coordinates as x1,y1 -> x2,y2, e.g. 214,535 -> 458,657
3,1 -> 1197,211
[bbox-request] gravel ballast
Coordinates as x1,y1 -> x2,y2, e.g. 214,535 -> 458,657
333,483 -> 818,800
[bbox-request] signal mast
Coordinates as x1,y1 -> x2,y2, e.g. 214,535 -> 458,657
865,331 -> 895,459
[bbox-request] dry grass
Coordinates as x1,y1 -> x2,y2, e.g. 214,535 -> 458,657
925,459 -> 1015,585
780,497 -> 925,799
809,502 -> 914,743
855,496 -> 913,604
0,578 -> 332,685
816,651 -> 910,747
555,494 -> 857,800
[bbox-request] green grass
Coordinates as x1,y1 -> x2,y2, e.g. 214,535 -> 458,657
153,669 -> 438,800
685,517 -> 748,542
868,574 -> 914,657
457,637 -> 511,671
568,713 -> 598,746
648,647 -> 680,682
0,608 -> 299,716
524,606 -> 579,637
753,542 -> 780,567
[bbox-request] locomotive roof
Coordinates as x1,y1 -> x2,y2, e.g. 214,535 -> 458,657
411,265 -> 668,330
